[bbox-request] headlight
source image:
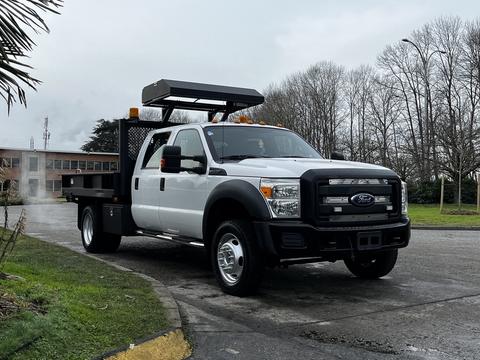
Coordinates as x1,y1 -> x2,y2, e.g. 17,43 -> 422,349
260,178 -> 300,218
401,181 -> 408,215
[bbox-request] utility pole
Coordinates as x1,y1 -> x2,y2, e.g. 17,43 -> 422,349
43,116 -> 50,150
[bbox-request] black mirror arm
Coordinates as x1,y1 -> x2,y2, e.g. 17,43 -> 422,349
181,154 -> 207,163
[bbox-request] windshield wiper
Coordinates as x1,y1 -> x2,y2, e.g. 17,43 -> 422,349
277,155 -> 310,158
219,154 -> 270,160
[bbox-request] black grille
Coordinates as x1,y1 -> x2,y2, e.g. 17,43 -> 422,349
315,179 -> 401,224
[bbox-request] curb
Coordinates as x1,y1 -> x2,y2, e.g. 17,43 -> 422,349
101,329 -> 191,360
82,254 -> 191,360
412,226 -> 480,231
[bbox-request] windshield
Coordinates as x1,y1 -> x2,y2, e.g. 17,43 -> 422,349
203,125 -> 322,161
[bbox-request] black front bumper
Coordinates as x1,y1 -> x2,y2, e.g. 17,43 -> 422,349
254,217 -> 411,264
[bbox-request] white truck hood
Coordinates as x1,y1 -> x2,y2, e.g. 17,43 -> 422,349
220,158 -> 393,178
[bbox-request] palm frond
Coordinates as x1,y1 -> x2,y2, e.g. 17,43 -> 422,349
0,0 -> 63,112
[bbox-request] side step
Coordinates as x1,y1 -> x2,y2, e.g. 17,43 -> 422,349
136,230 -> 204,248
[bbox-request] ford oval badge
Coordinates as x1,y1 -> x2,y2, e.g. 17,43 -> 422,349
350,193 -> 375,207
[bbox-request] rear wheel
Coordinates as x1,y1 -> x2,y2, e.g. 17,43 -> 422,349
211,220 -> 264,296
344,250 -> 398,279
81,206 -> 121,253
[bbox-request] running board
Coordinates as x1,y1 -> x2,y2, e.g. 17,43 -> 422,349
136,230 -> 204,248
279,256 -> 324,265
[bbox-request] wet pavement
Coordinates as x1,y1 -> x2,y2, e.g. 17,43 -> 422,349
3,203 -> 480,359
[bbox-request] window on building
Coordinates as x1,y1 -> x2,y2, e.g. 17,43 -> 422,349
1,157 -> 12,168
71,160 -> 78,170
54,180 -> 62,192
29,157 -> 38,172
87,161 -> 94,170
7,179 -> 18,191
46,180 -> 54,192
54,159 -> 62,170
11,158 -> 20,168
102,162 -> 110,171
46,159 -> 54,170
94,161 -> 101,171
0,180 -> 10,192
111,162 -> 118,171
62,160 -> 71,170
79,161 -> 86,170
7,180 -> 18,191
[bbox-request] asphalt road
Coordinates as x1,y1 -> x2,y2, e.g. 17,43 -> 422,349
3,203 -> 480,360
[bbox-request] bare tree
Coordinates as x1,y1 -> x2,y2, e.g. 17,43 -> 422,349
344,65 -> 375,162
368,75 -> 402,167
378,27 -> 438,182
246,16 -> 480,192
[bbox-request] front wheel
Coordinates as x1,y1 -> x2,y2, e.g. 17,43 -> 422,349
211,220 -> 264,296
344,250 -> 398,279
81,206 -> 121,253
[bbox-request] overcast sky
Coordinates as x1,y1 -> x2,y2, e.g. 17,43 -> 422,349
1,0 -> 479,151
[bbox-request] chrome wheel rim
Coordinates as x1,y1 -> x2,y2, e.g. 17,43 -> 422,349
217,233 -> 244,286
83,213 -> 93,246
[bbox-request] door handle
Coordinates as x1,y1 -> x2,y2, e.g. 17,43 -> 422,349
134,177 -> 139,190
160,177 -> 165,191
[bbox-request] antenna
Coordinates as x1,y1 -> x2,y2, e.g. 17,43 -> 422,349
43,116 -> 51,150
30,136 -> 35,150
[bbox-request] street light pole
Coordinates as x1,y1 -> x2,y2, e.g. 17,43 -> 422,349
401,38 -> 446,181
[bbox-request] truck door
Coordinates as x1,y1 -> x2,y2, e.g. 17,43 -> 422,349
131,131 -> 171,231
158,128 -> 210,239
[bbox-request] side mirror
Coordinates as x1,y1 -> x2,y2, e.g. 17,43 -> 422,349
161,145 -> 182,173
330,151 -> 345,161
161,146 -> 208,174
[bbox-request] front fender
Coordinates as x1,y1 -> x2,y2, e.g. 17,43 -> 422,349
202,179 -> 270,239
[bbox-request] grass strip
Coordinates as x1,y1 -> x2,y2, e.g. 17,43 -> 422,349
0,233 -> 169,360
409,204 -> 480,227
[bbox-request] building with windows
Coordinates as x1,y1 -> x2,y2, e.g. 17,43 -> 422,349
0,147 -> 118,199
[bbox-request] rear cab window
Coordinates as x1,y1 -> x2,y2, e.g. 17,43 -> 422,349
142,131 -> 171,169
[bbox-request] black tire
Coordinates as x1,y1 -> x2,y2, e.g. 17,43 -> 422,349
211,220 -> 264,296
81,206 -> 121,253
344,250 -> 398,279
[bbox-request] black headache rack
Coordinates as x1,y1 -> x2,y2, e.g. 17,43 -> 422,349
142,79 -> 264,122
63,79 -> 265,202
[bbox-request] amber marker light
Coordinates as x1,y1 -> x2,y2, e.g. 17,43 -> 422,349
129,107 -> 139,119
260,186 -> 273,198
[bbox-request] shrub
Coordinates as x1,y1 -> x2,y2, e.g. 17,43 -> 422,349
408,178 -> 478,204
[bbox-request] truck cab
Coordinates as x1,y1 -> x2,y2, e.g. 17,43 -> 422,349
63,79 -> 410,296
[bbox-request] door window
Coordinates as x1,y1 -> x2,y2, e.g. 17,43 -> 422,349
173,129 -> 205,168
28,179 -> 39,197
142,132 -> 171,169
